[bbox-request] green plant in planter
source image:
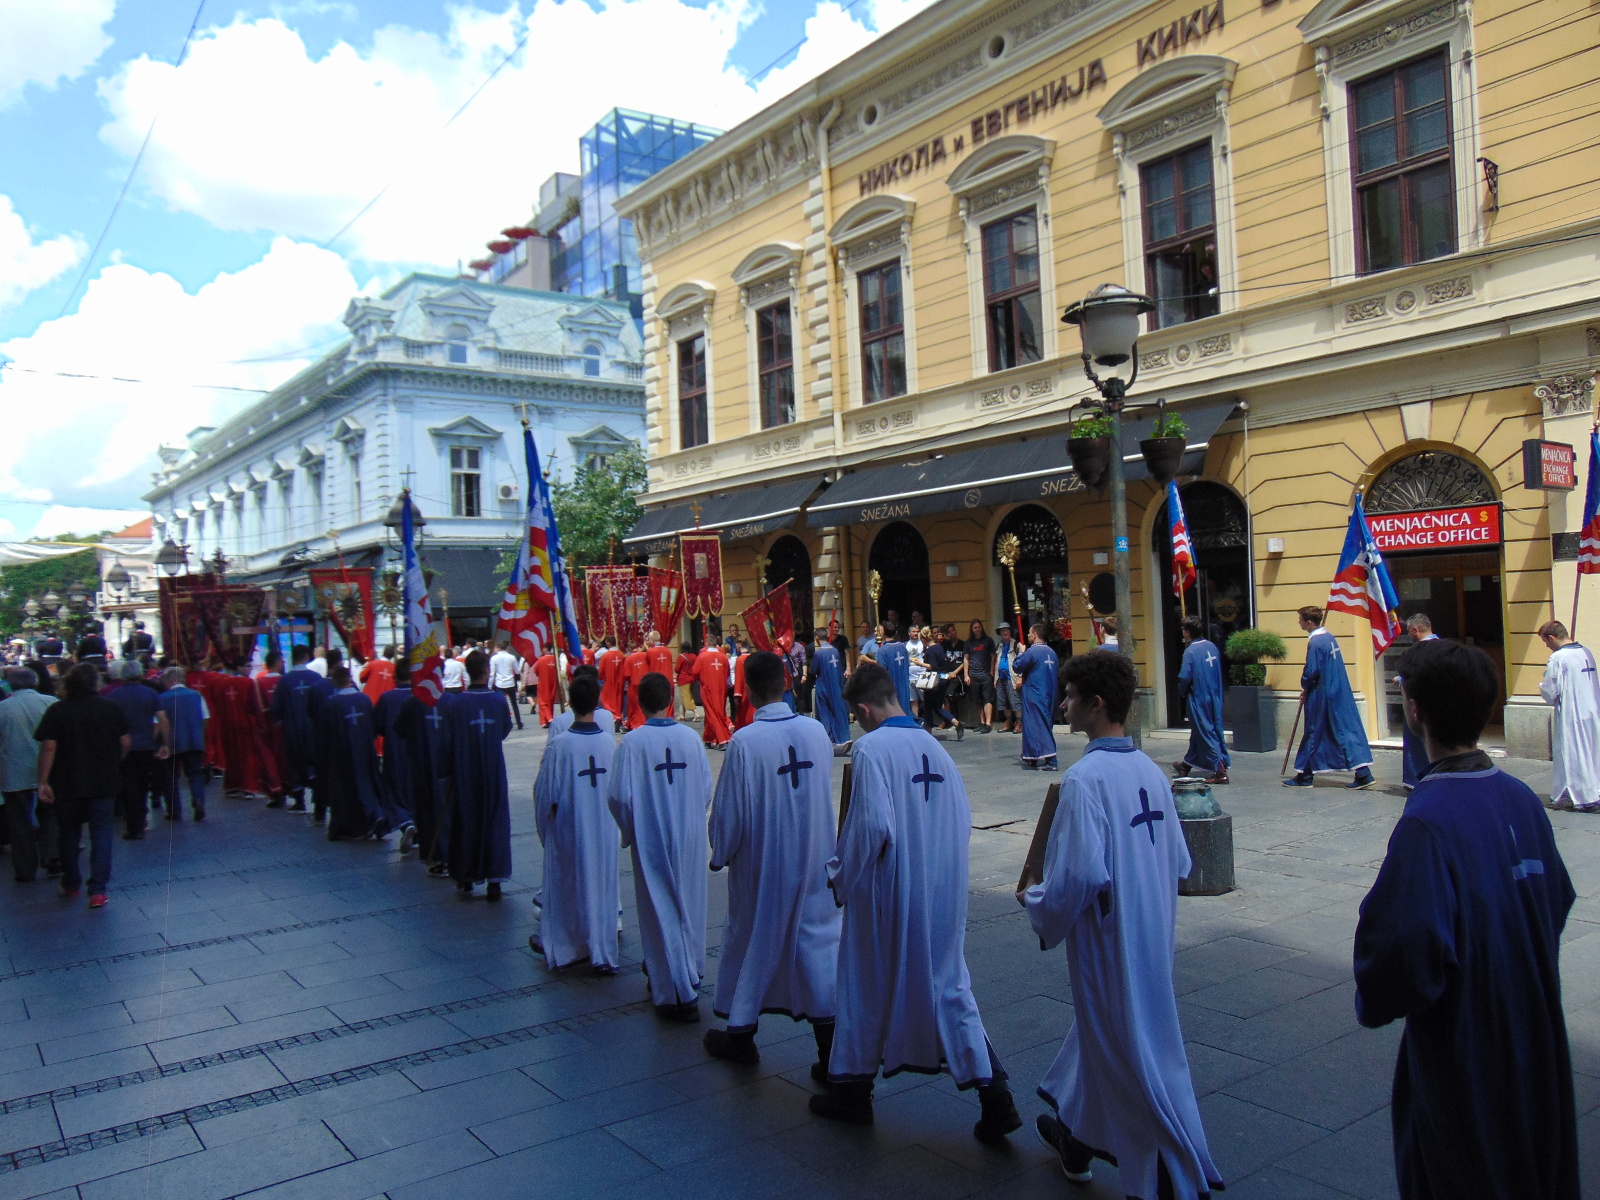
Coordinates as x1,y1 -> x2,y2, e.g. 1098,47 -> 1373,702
1225,627 -> 1287,686
1152,411 -> 1188,439
1072,412 -> 1116,439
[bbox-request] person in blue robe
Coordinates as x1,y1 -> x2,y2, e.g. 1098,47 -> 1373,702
395,688 -> 450,873
810,630 -> 850,745
1355,637 -> 1577,1200
1174,615 -> 1229,784
1286,606 -> 1374,789
1399,614 -> 1437,789
314,667 -> 383,840
270,644 -> 332,811
876,626 -> 913,716
440,651 -> 513,898
371,661 -> 417,852
1013,624 -> 1059,770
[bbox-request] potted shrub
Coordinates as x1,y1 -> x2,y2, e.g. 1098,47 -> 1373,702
1223,628 -> 1287,754
1066,411 -> 1115,490
1140,410 -> 1188,485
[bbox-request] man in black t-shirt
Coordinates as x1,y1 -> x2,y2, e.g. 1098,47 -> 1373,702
964,620 -> 998,734
35,663 -> 128,906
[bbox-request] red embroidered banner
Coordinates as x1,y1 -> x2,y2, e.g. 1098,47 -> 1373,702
680,531 -> 723,617
741,583 -> 795,652
617,571 -> 652,653
157,575 -> 265,669
585,566 -> 629,644
648,567 -> 684,643
308,567 -> 375,659
741,593 -> 773,651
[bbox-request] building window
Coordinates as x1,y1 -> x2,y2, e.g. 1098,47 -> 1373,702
858,261 -> 906,403
582,342 -> 602,377
981,211 -> 1042,372
1351,51 -> 1455,274
756,301 -> 794,429
450,446 -> 482,517
1141,142 -> 1220,330
446,323 -> 470,365
678,333 -> 708,449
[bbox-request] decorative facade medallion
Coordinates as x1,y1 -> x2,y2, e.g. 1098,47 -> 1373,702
1140,347 -> 1171,371
1345,296 -> 1388,323
1174,344 -> 1193,364
1534,375 -> 1596,418
673,455 -> 715,477
1195,333 -> 1232,359
1394,290 -> 1417,312
1424,276 -> 1472,305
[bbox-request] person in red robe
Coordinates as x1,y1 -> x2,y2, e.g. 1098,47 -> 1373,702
187,667 -> 230,779
582,643 -> 597,667
732,650 -> 755,730
675,645 -> 699,722
694,644 -> 731,748
534,652 -> 559,727
598,638 -> 624,726
255,651 -> 289,807
361,650 -> 395,706
643,632 -> 673,708
622,645 -> 650,730
210,666 -> 281,799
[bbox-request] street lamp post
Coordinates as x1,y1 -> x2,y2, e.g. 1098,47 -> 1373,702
1062,283 -> 1157,674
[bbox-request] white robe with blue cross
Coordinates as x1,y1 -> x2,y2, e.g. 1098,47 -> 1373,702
828,716 -> 997,1087
533,722 -> 620,972
1025,737 -> 1222,1200
607,717 -> 712,1007
710,703 -> 841,1032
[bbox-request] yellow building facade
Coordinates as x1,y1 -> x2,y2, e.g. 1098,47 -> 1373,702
616,0 -> 1600,756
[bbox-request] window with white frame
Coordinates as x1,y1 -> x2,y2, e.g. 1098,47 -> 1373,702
830,194 -> 918,408
981,212 -> 1043,371
733,245 -> 801,434
677,332 -> 708,449
1141,142 -> 1220,329
349,455 -> 363,524
450,446 -> 481,517
756,301 -> 795,429
858,260 -> 907,403
657,281 -> 716,455
582,342 -> 602,377
446,323 -> 470,365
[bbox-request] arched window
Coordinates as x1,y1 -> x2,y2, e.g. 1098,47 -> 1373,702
993,504 -> 1070,637
445,324 -> 470,365
867,521 -> 930,631
582,342 -> 602,377
1366,450 -> 1496,513
764,535 -> 814,639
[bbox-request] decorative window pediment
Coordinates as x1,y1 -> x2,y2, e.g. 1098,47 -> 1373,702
298,444 -> 325,467
332,417 -> 365,447
830,195 -> 915,266
732,244 -> 802,307
569,423 -> 636,466
659,281 -> 716,336
419,286 -> 493,336
427,415 -> 502,444
559,303 -> 626,339
1300,0 -> 1459,56
1098,56 -> 1237,155
342,298 -> 394,344
945,135 -> 1055,218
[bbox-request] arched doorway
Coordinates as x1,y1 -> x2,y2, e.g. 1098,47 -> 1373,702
868,521 -> 930,632
1155,482 -> 1251,725
993,504 -> 1071,645
764,534 -> 814,639
1367,449 -> 1504,734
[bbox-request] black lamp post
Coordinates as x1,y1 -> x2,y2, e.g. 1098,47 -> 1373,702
1062,284 -> 1156,670
156,539 -> 189,577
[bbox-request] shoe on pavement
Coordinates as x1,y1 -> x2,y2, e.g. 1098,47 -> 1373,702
978,724 -> 992,735
88,893 -> 108,909
1171,761 -> 1192,776
60,886 -> 81,899
808,1088 -> 873,1125
528,935 -> 544,955
809,1062 -> 834,1089
265,796 -> 287,809
703,1028 -> 760,1064
1207,770 -> 1230,785
192,806 -> 206,821
1040,760 -> 1059,772
955,722 -> 964,742
1035,1114 -> 1094,1182
1346,773 -> 1376,790
654,1001 -> 701,1024
973,1086 -> 1021,1143
486,882 -> 503,901
399,825 -> 417,855
1283,773 -> 1314,787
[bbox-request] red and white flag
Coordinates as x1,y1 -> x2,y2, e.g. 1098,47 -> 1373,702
1167,480 -> 1196,599
496,430 -> 561,659
1328,494 -> 1402,655
1579,429 -> 1600,576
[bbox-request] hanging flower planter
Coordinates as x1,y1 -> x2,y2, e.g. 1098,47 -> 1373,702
1066,410 -> 1115,490
1139,436 -> 1186,484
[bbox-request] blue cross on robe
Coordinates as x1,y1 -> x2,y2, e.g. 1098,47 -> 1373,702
343,707 -> 363,727
776,744 -> 814,790
294,682 -> 311,696
1131,787 -> 1164,844
1510,824 -> 1545,881
1204,650 -> 1217,668
424,708 -> 443,730
912,754 -> 944,803
578,756 -> 607,789
655,749 -> 687,784
470,711 -> 495,735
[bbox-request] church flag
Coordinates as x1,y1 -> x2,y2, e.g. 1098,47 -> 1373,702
742,593 -> 774,651
1328,493 -> 1402,655
496,427 -> 560,659
767,582 -> 795,650
1579,428 -> 1600,576
648,566 -> 684,642
400,492 -> 443,705
680,530 -> 723,617
1168,480 -> 1197,599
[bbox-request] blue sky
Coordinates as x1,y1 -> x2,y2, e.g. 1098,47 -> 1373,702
0,0 -> 925,540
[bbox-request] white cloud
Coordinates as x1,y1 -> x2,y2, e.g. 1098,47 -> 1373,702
0,196 -> 85,314
25,506 -> 148,540
0,0 -> 115,109
96,0 -> 936,267
0,237 -> 359,508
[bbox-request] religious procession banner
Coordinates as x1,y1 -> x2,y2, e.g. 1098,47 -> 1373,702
618,571 -> 653,652
648,567 -> 684,643
157,575 -> 265,670
584,566 -> 627,643
741,583 -> 794,652
308,566 -> 375,659
679,530 -> 723,617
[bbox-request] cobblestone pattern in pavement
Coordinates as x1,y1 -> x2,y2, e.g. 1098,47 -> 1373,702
0,719 -> 1594,1200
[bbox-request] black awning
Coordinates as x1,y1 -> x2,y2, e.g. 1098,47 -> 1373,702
806,401 -> 1237,527
417,546 -> 505,613
625,474 -> 826,554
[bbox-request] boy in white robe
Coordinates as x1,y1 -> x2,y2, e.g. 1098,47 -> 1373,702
531,675 -> 621,975
1538,619 -> 1600,812
546,665 -> 616,743
704,651 -> 841,1074
1023,651 -> 1221,1199
607,671 -> 713,1021
812,661 -> 1021,1143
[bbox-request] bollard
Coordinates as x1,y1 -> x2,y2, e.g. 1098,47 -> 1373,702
1173,778 -> 1234,896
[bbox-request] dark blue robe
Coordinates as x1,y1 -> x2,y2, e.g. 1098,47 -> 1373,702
1014,642 -> 1058,763
812,644 -> 849,743
877,641 -> 913,715
1294,627 -> 1372,774
1178,638 -> 1229,773
395,693 -> 449,861
440,687 -> 513,883
314,688 -> 383,838
271,667 -> 331,791
372,686 -> 414,832
1355,755 -> 1577,1199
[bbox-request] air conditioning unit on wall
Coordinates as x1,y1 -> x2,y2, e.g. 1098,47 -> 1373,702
498,482 -> 520,502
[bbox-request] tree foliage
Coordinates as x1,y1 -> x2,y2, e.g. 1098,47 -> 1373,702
0,549 -> 99,636
494,446 -> 649,579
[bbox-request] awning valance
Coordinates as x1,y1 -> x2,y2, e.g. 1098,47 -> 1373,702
625,474 -> 826,554
806,401 -> 1237,527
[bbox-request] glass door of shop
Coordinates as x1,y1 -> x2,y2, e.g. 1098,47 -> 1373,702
1381,549 -> 1504,737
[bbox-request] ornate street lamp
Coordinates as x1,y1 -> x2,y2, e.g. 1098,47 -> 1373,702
1061,283 -> 1156,671
22,597 -> 39,618
156,539 -> 189,576
39,591 -> 60,617
105,563 -> 131,593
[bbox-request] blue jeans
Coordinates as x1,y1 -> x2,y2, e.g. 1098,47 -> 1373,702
159,750 -> 208,816
55,795 -> 114,893
3,790 -> 56,882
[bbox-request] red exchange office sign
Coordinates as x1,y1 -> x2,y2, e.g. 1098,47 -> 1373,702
1366,504 -> 1503,552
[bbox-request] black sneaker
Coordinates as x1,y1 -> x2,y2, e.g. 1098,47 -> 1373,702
973,1086 -> 1021,1143
265,796 -> 287,809
1346,772 -> 1376,790
703,1028 -> 760,1064
978,724 -> 992,735
1035,1114 -> 1093,1182
955,722 -> 964,742
398,825 -> 417,855
486,882 -> 502,901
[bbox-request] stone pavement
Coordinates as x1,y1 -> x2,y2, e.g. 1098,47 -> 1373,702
0,720 -> 1596,1200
